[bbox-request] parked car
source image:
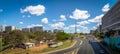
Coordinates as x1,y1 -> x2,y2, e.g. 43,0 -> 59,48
15,43 -> 26,49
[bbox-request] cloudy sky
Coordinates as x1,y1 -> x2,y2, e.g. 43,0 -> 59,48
0,0 -> 118,33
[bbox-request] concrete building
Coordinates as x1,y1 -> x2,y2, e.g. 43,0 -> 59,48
0,25 -> 3,32
97,25 -> 102,32
30,28 -> 33,32
32,26 -> 43,32
44,30 -> 52,33
22,28 -> 30,32
5,26 -> 15,32
15,27 -> 21,31
90,30 -> 95,35
102,1 -> 120,32
53,29 -> 64,33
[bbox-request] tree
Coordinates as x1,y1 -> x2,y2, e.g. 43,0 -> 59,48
93,30 -> 100,37
105,30 -> 115,37
0,38 -> 2,51
56,32 -> 70,41
34,31 -> 43,41
7,30 -> 28,48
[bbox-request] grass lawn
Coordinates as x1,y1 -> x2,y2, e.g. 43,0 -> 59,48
39,40 -> 75,53
0,40 -> 75,54
78,35 -> 85,39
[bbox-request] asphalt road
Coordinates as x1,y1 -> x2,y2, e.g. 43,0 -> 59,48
77,39 -> 94,54
49,38 -> 82,54
86,35 -> 110,54
49,35 -> 110,54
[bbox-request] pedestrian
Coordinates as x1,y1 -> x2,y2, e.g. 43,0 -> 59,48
89,40 -> 91,44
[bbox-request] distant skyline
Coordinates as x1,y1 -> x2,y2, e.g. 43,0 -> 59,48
0,0 -> 118,33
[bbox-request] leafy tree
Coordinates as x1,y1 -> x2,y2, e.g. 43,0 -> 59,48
56,32 -> 70,41
0,38 -> 2,51
105,30 -> 115,37
3,31 -> 28,47
93,30 -> 100,37
34,31 -> 43,41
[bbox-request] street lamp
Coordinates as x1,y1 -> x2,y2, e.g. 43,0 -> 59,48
75,20 -> 77,34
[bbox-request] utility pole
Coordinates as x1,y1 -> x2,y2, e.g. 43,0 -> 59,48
75,20 -> 77,38
75,20 -> 77,34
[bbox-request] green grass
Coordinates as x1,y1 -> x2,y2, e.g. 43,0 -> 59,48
78,35 -> 85,39
0,38 -> 2,51
0,40 -> 75,54
39,40 -> 75,53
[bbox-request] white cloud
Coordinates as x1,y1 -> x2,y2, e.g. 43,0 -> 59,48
27,24 -> 43,28
69,8 -> 90,20
21,4 -> 45,16
51,22 -> 65,29
77,29 -> 80,32
19,22 -> 23,24
102,3 -> 110,12
97,23 -> 101,26
79,26 -> 88,30
68,24 -> 89,33
41,18 -> 48,24
0,9 -> 3,12
93,26 -> 97,29
77,21 -> 89,25
88,14 -> 104,23
69,24 -> 76,28
63,27 -> 69,30
69,24 -> 80,28
60,15 -> 66,21
80,26 -> 89,33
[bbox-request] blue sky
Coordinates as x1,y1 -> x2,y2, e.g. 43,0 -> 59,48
0,0 -> 118,33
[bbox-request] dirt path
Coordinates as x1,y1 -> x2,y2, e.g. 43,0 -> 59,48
29,43 -> 48,54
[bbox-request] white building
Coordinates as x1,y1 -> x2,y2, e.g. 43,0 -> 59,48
5,26 -> 15,32
32,26 -> 43,32
22,28 -> 30,32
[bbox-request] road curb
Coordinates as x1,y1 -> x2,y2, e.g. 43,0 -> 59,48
42,40 -> 77,54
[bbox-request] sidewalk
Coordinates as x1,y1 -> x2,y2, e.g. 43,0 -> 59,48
94,37 -> 111,54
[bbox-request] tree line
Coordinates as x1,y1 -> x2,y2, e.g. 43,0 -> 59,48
0,30 -> 70,51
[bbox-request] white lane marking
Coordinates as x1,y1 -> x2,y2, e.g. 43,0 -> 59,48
72,50 -> 75,54
75,48 -> 80,54
79,40 -> 83,45
64,40 -> 83,54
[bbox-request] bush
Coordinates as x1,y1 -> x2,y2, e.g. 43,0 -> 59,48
56,32 -> 70,41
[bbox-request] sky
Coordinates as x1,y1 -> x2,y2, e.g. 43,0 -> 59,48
0,0 -> 118,33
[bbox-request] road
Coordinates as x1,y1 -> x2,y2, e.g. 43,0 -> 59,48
86,35 -> 110,54
77,38 -> 94,54
49,38 -> 82,54
48,35 -> 110,54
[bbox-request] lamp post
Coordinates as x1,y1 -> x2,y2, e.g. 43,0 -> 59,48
75,20 -> 77,34
75,20 -> 77,37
